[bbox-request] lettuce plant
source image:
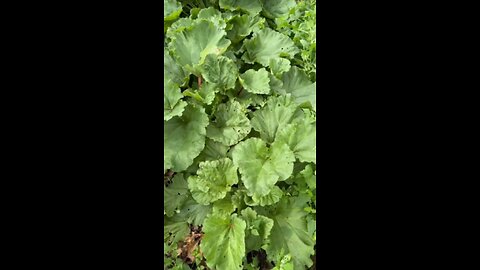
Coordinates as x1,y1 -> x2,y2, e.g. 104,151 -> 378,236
164,0 -> 316,269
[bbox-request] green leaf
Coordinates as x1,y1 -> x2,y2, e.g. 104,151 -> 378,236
275,115 -> 316,163
197,7 -> 227,29
264,196 -> 315,270
176,196 -> 212,226
281,66 -> 316,111
251,185 -> 283,206
242,28 -> 299,67
240,207 -> 274,252
206,100 -> 251,146
250,95 -> 299,143
202,214 -> 246,270
164,104 -> 209,172
219,0 -> 263,14
201,54 -> 238,90
212,194 -> 236,217
169,20 -> 231,76
164,173 -> 190,216
226,14 -> 265,44
239,68 -> 271,94
187,158 -> 238,204
164,47 -> 188,86
164,0 -> 183,21
164,215 -> 190,248
232,138 -> 295,197
164,80 -> 188,121
269,58 -> 291,77
260,0 -> 296,19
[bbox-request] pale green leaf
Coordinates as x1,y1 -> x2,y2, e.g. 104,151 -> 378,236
202,214 -> 246,270
187,158 -> 238,204
164,0 -> 183,21
242,28 -> 299,67
164,80 -> 188,121
232,138 -> 295,197
201,54 -> 238,90
206,100 -> 251,146
250,95 -> 299,143
281,66 -> 316,111
240,207 -> 274,252
275,116 -> 316,163
264,196 -> 315,270
164,105 -> 209,172
239,68 -> 270,94
260,0 -> 296,19
169,20 -> 231,76
164,173 -> 190,216
219,0 -> 263,14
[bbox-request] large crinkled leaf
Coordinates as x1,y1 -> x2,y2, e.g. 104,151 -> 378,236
263,196 -> 315,270
164,215 -> 190,248
219,0 -> 263,14
240,207 -> 274,252
281,66 -> 316,111
269,58 -> 291,77
275,115 -> 316,163
164,48 -> 188,86
260,0 -> 296,19
176,196 -> 212,226
164,105 -> 209,172
206,100 -> 251,146
226,14 -> 265,44
164,173 -> 189,216
178,198 -> 212,225
200,54 -> 238,90
239,68 -> 270,94
164,80 -> 188,121
232,138 -> 295,197
201,214 -> 246,270
187,158 -> 238,205
169,20 -> 231,76
250,95 -> 299,143
242,28 -> 299,67
251,185 -> 283,206
212,194 -> 236,217
164,0 -> 183,21
197,7 -> 227,29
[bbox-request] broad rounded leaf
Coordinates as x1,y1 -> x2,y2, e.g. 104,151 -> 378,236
187,158 -> 238,205
251,185 -> 283,206
240,207 -> 274,252
206,100 -> 251,146
239,68 -> 270,94
263,196 -> 315,270
164,173 -> 189,216
242,28 -> 299,67
232,138 -> 294,196
164,0 -> 183,21
169,20 -> 231,76
201,54 -> 238,90
164,105 -> 209,172
220,0 -> 263,14
250,95 -> 299,143
275,116 -> 316,163
260,0 -> 296,19
164,80 -> 187,121
202,214 -> 246,270
281,66 -> 316,111
269,58 -> 291,77
226,13 -> 265,44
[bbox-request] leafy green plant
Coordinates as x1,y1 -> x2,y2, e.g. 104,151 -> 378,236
164,0 -> 316,269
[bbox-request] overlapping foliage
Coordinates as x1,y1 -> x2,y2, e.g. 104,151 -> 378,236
164,0 -> 316,269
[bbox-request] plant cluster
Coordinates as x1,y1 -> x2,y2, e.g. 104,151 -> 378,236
164,0 -> 316,269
